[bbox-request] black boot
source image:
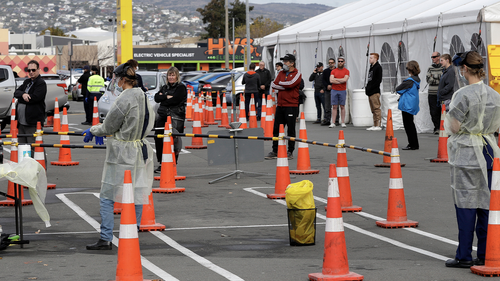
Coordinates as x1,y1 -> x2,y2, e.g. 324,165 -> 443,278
86,239 -> 112,250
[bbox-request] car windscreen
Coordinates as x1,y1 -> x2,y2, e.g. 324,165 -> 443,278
184,74 -> 206,82
141,74 -> 158,90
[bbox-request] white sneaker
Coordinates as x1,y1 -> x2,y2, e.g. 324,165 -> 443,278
372,126 -> 382,131
366,126 -> 375,131
329,123 -> 336,128
341,123 -> 347,128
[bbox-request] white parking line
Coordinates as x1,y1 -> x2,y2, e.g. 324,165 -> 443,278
56,192 -> 179,281
245,187 -> 450,261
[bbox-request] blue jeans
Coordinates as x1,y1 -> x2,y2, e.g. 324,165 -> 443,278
99,198 -> 143,241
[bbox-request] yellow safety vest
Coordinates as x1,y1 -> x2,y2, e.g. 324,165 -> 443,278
87,74 -> 105,93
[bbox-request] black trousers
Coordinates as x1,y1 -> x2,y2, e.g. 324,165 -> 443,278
85,92 -> 103,123
271,106 -> 299,153
402,111 -> 419,149
154,115 -> 184,164
428,94 -> 441,131
314,90 -> 325,120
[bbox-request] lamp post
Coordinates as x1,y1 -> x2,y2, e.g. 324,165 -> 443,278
224,0 -> 229,69
245,0 -> 251,69
108,18 -> 116,67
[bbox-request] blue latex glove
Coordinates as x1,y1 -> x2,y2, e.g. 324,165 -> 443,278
82,128 -> 93,143
95,136 -> 105,145
85,97 -> 88,103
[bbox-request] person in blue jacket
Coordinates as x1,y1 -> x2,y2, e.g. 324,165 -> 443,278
396,60 -> 421,150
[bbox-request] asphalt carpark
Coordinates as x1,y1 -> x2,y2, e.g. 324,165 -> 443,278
0,100 -> 487,280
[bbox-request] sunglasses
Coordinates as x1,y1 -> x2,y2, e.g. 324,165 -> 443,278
431,56 -> 439,58
338,60 -> 345,63
27,69 -> 38,72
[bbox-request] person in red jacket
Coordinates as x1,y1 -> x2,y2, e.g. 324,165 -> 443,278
265,54 -> 302,160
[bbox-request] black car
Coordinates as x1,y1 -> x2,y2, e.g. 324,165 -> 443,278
199,73 -> 242,106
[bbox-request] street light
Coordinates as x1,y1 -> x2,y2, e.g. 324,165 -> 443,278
108,18 -> 117,67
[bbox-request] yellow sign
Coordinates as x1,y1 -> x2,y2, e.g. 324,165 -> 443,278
117,0 -> 133,64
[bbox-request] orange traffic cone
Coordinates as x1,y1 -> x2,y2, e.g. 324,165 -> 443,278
204,94 -> 217,125
471,157 -> 500,277
113,202 -> 123,214
139,193 -> 166,231
239,94 -> 247,129
153,117 -> 185,194
248,94 -> 258,128
290,112 -> 319,175
185,101 -> 207,149
9,98 -> 16,135
267,124 -> 290,199
186,89 -> 193,121
114,170 -> 151,281
335,131 -> 361,212
200,95 -> 208,128
44,98 -> 53,128
430,104 -> 448,163
375,109 -> 405,167
218,94 -> 231,128
34,122 -> 56,189
264,95 -> 274,138
0,128 -> 33,206
51,108 -> 80,166
308,164 -> 364,281
215,92 -> 222,121
52,98 -> 61,132
154,120 -> 186,181
376,138 -> 418,228
92,96 -> 99,126
261,93 -> 267,131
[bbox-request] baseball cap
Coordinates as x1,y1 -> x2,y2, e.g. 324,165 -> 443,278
280,54 -> 296,61
316,62 -> 323,68
83,65 -> 90,70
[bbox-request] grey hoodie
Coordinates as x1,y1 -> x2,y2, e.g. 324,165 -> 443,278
242,71 -> 261,94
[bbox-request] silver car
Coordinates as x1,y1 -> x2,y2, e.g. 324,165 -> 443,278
97,71 -> 165,122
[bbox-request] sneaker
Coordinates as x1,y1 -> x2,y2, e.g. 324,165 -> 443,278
366,126 -> 375,131
341,123 -> 347,128
372,126 -> 382,131
86,239 -> 112,250
265,151 -> 277,160
320,121 -> 331,126
154,166 -> 162,173
287,152 -> 293,160
313,119 -> 321,124
329,123 -> 336,128
434,129 -> 440,135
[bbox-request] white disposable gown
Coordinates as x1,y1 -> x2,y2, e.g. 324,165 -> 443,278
90,87 -> 155,204
444,81 -> 500,209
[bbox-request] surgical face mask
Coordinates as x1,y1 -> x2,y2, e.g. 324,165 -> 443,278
114,78 -> 123,93
282,64 -> 290,72
459,68 -> 469,86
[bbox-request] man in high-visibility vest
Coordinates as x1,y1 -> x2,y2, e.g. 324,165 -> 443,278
84,66 -> 105,125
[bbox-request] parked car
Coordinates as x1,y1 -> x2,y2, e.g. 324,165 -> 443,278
199,72 -> 242,106
0,67 -> 69,130
97,71 -> 165,122
192,72 -> 232,95
180,71 -> 206,82
69,74 -> 83,101
224,72 -> 247,106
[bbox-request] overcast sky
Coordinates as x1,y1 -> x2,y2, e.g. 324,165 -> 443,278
249,0 -> 358,7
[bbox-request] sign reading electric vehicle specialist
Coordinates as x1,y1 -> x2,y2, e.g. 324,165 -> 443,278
133,38 -> 262,61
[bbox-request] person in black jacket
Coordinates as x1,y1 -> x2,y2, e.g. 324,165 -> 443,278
153,67 -> 187,173
14,59 -> 47,151
242,63 -> 261,119
437,54 -> 456,112
78,65 -> 92,125
321,58 -> 335,126
309,62 -> 324,123
365,53 -> 383,131
256,61 -> 272,119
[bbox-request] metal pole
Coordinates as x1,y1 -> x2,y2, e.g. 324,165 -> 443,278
232,18 -> 235,70
245,0 -> 251,69
22,19 -> 25,55
224,0 -> 229,69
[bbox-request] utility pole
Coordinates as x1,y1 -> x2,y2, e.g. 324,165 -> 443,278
224,0 -> 229,69
245,0 -> 251,69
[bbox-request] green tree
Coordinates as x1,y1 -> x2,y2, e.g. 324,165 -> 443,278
235,16 -> 284,38
40,27 -> 69,37
196,0 -> 253,39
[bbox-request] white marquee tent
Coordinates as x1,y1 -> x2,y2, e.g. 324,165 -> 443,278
261,0 -> 500,132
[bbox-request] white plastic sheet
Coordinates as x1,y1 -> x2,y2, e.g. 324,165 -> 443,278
0,157 -> 50,227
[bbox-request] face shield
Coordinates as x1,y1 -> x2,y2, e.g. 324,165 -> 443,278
452,51 -> 484,89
